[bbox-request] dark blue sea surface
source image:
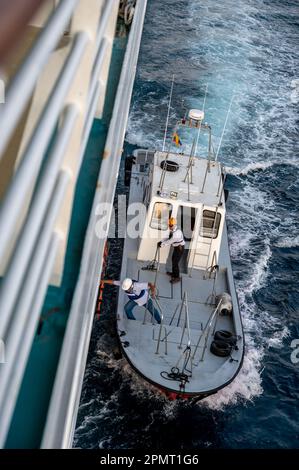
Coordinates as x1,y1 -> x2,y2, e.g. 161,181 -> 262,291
74,0 -> 299,448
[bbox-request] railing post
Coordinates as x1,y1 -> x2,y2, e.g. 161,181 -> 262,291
200,160 -> 209,193
192,299 -> 222,362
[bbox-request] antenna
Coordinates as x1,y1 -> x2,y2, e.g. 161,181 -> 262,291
216,94 -> 235,161
195,83 -> 209,156
162,74 -> 175,152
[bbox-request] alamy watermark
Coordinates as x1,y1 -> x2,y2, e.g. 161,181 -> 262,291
290,339 -> 299,365
94,196 -> 195,243
0,339 -> 5,364
290,79 -> 299,104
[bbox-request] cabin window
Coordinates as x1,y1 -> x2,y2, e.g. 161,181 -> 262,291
177,206 -> 197,241
150,202 -> 172,231
200,210 -> 221,239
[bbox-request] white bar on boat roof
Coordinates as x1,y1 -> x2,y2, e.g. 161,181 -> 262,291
41,0 -> 149,449
0,0 -> 80,160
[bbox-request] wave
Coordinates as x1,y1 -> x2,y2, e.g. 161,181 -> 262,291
225,159 -> 299,176
201,346 -> 263,410
274,235 -> 299,249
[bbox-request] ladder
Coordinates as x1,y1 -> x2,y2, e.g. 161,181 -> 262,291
190,205 -> 219,276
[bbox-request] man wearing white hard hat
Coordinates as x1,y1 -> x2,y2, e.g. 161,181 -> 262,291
102,278 -> 161,323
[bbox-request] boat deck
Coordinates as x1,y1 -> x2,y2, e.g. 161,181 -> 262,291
116,155 -> 244,396
118,256 -> 241,394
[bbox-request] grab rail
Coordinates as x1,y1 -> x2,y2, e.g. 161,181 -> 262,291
0,0 -> 80,159
192,299 -> 223,363
178,292 -> 191,350
155,324 -> 168,355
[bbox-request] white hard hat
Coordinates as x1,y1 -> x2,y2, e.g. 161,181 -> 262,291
122,278 -> 133,291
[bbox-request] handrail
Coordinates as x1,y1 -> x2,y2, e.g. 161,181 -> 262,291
178,291 -> 191,349
0,0 -> 122,449
152,289 -> 168,356
205,250 -> 219,305
0,171 -> 69,447
162,291 -> 192,364
204,206 -> 219,271
174,342 -> 192,379
155,325 -> 168,355
172,292 -> 192,377
0,0 -> 80,159
183,138 -> 196,184
0,105 -> 78,341
86,38 -> 109,122
157,148 -> 171,194
206,250 -> 218,278
192,299 -> 222,362
200,159 -> 210,194
41,0 -> 148,449
143,248 -> 161,325
0,32 -> 88,265
218,172 -> 227,206
216,166 -> 223,197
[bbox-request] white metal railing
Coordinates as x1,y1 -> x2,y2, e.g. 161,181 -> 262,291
192,298 -> 223,363
0,0 -> 120,448
41,0 -> 148,449
162,292 -> 193,380
0,32 -> 88,265
0,0 -> 80,159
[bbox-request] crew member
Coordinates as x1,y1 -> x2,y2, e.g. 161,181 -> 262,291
158,217 -> 185,283
102,278 -> 161,323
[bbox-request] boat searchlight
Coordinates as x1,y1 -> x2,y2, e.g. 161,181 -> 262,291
188,109 -> 205,121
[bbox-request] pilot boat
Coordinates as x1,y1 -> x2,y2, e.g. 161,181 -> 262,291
116,109 -> 244,400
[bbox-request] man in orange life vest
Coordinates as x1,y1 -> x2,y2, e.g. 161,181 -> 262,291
157,217 -> 185,284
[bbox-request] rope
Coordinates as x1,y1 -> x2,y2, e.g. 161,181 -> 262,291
160,367 -> 190,388
96,241 -> 109,319
160,346 -> 192,392
119,0 -> 136,26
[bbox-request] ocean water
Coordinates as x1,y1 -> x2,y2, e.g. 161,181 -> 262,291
74,0 -> 299,449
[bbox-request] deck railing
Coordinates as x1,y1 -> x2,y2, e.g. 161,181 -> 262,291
41,0 -> 148,448
0,0 -> 121,448
192,298 -> 223,363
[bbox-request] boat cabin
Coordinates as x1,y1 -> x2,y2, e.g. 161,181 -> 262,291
137,150 -> 226,274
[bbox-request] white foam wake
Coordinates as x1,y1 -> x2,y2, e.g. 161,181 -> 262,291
274,235 -> 299,249
225,159 -> 299,176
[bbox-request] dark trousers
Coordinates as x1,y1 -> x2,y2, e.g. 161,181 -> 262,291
124,299 -> 161,323
172,246 -> 184,278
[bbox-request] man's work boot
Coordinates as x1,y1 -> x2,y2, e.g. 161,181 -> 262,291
170,277 -> 181,284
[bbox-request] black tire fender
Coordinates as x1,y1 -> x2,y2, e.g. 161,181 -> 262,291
214,330 -> 237,346
210,339 -> 232,357
160,160 -> 179,172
